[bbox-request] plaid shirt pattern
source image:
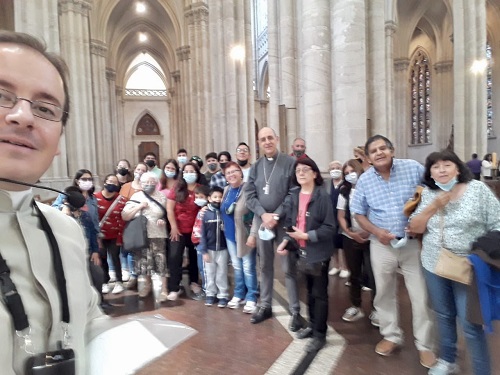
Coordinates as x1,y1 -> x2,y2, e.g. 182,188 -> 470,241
210,171 -> 228,189
350,158 -> 424,238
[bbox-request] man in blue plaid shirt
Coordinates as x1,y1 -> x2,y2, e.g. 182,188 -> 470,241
350,135 -> 436,369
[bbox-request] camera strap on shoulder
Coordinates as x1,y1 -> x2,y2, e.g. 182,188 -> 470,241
0,200 -> 70,348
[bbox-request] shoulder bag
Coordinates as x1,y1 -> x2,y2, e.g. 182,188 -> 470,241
403,185 -> 424,217
434,211 -> 472,284
122,200 -> 149,252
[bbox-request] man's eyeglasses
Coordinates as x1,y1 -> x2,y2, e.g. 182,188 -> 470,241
0,88 -> 66,122
236,148 -> 249,154
225,169 -> 241,176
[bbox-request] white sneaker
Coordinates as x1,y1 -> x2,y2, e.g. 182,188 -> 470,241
228,297 -> 242,309
339,270 -> 350,278
243,301 -> 257,314
342,306 -> 365,322
369,310 -> 380,327
362,286 -> 372,291
102,284 -> 111,294
167,291 -> 179,301
112,282 -> 124,294
328,267 -> 340,276
122,270 -> 130,282
428,359 -> 460,375
108,270 -> 116,283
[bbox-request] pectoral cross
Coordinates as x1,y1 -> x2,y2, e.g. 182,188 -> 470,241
263,183 -> 270,195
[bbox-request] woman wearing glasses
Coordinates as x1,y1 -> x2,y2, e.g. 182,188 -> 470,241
220,161 -> 258,313
277,158 -> 335,353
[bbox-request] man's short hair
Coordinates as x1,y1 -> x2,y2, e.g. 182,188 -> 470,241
237,142 -> 250,151
0,31 -> 70,126
364,134 -> 394,155
177,148 -> 187,155
143,152 -> 157,159
205,152 -> 217,160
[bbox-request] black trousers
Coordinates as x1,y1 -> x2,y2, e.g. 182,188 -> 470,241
100,238 -> 122,283
342,235 -> 376,308
168,233 -> 198,292
88,260 -> 104,301
305,260 -> 330,338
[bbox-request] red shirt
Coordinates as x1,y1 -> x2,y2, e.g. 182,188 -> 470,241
95,192 -> 127,243
167,186 -> 200,234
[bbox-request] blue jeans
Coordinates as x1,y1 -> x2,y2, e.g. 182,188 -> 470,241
120,249 -> 136,277
424,268 -> 490,375
226,239 -> 258,302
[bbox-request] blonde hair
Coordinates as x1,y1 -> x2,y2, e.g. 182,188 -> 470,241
353,146 -> 366,157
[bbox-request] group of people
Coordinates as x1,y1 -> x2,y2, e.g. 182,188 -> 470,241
1,29 -> 498,375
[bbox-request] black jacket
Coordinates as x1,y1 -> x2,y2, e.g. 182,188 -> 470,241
282,185 -> 335,264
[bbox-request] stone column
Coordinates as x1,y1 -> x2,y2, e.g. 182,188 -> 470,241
13,0 -> 68,185
297,0 -> 332,170
366,0 -> 389,138
331,0 -> 367,163
176,46 -> 191,151
453,0 -> 487,159
384,21 -> 397,143
58,0 -> 97,174
266,0 -> 280,133
208,0 -> 254,152
90,39 -> 113,176
170,71 -> 181,151
393,58 -> 410,155
106,68 -> 123,158
186,2 -> 211,155
434,61 -> 453,149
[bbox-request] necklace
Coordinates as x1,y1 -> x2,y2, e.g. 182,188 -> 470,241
262,152 -> 280,195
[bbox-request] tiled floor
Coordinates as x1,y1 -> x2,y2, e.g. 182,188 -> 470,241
104,263 -> 500,375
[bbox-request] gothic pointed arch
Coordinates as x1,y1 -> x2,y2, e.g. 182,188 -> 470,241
136,112 -> 160,136
409,48 -> 432,145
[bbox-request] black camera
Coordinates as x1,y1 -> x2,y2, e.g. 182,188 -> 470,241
25,348 -> 75,375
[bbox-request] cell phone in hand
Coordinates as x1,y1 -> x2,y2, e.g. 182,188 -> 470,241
283,226 -> 295,232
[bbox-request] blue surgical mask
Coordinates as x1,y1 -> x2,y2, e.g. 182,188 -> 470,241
390,235 -> 408,249
164,170 -> 176,179
183,173 -> 197,184
434,177 -> 458,192
258,225 -> 275,241
178,156 -> 188,164
194,198 -> 207,207
142,184 -> 156,194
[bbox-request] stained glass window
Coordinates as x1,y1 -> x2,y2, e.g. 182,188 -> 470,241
410,50 -> 431,144
487,42 -> 494,137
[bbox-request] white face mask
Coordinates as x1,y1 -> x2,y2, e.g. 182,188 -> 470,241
345,172 -> 358,185
390,235 -> 408,249
178,156 -> 188,164
164,170 -> 176,179
258,225 -> 275,241
194,198 -> 207,207
330,170 -> 342,179
78,180 -> 93,191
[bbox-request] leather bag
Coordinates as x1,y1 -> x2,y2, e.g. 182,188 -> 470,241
403,185 -> 424,217
434,212 -> 472,284
122,213 -> 149,252
435,247 -> 472,285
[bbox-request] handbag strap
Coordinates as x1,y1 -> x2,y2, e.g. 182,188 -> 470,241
143,192 -> 167,219
439,210 -> 445,248
99,195 -> 123,228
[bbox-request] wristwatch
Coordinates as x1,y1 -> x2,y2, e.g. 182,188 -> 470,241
273,215 -> 279,221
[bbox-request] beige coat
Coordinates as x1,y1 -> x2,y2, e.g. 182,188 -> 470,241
223,183 -> 257,258
0,191 -> 107,375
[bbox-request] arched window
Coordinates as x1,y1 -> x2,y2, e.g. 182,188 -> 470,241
487,42 -> 494,137
125,52 -> 167,97
410,50 -> 431,145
